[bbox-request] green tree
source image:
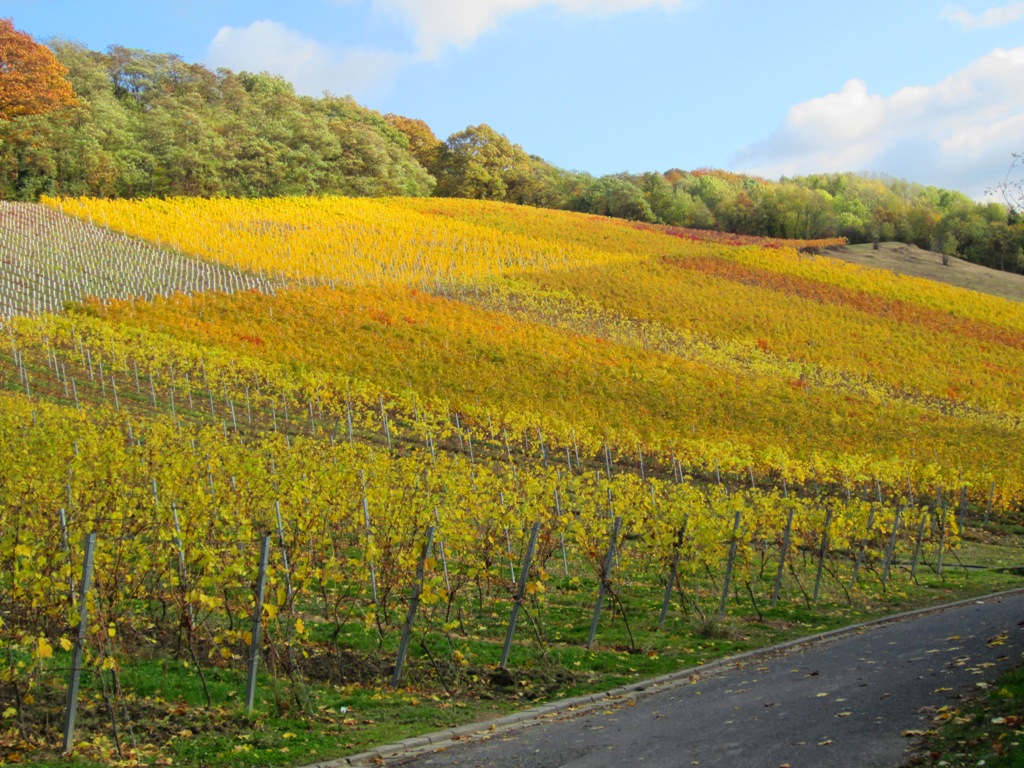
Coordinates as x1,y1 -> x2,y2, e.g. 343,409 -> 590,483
632,172 -> 685,225
317,94 -> 435,197
434,124 -> 534,200
570,175 -> 656,222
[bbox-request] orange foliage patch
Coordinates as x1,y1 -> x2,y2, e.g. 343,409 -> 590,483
0,19 -> 77,120
367,308 -> 394,326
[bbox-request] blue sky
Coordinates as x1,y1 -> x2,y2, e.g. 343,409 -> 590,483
8,0 -> 1024,198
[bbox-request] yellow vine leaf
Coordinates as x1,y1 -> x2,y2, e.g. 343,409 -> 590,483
35,637 -> 53,659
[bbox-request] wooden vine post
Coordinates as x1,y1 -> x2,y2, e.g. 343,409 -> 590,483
812,505 -> 833,604
500,520 -> 541,668
658,516 -> 688,629
587,516 -> 622,650
881,505 -> 903,587
719,509 -> 743,618
771,488 -> 795,608
62,532 -> 97,755
392,526 -> 436,687
245,536 -> 271,713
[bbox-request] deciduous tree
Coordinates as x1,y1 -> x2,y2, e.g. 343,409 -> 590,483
434,124 -> 531,200
0,18 -> 76,120
994,153 -> 1023,214
384,114 -> 444,173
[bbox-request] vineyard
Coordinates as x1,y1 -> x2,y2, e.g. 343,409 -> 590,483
0,202 -> 278,317
1,196 -> 1023,767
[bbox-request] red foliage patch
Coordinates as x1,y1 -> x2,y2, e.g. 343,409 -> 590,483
630,221 -> 845,253
667,255 -> 1024,353
367,308 -> 394,326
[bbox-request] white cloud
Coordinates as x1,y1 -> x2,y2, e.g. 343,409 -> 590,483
734,47 -> 1024,197
942,2 -> 1024,29
206,20 -> 411,97
368,0 -> 694,58
207,2 -> 694,99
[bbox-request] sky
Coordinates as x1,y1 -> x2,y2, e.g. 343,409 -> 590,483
7,0 -> 1024,199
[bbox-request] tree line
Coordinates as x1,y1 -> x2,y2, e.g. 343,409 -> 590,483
2,20 -> 1022,273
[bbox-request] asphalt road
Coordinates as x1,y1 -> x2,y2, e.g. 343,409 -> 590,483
376,591 -> 1024,768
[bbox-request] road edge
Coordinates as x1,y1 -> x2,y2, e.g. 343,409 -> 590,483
301,586 -> 1024,767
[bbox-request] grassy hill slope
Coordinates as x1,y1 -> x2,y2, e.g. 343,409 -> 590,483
827,241 -> 1024,304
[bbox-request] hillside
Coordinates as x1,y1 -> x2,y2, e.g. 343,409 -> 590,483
6,195 -> 1016,494
1,197 -> 1023,766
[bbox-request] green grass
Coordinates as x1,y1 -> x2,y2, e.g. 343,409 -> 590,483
905,664 -> 1024,768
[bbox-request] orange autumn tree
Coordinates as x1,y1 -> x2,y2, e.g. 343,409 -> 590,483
0,18 -> 76,120
384,113 -> 444,172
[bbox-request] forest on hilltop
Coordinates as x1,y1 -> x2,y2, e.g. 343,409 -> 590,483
1,20 -> 1023,273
